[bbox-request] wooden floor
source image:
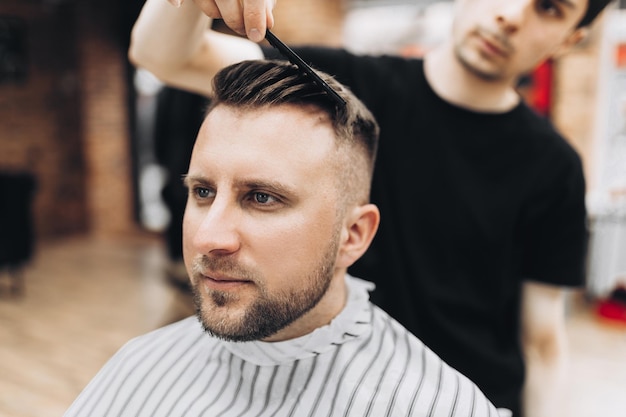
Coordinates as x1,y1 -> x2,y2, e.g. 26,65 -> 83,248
0,235 -> 625,417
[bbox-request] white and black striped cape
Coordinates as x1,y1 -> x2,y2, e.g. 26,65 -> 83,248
64,276 -> 502,417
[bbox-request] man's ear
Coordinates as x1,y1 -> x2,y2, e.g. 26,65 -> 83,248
553,27 -> 589,58
336,204 -> 380,269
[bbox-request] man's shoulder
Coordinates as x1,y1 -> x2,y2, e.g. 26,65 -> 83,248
366,304 -> 500,416
114,316 -> 204,360
514,104 -> 575,147
369,303 -> 446,367
518,105 -> 585,179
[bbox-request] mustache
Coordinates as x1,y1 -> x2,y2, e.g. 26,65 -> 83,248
191,255 -> 256,281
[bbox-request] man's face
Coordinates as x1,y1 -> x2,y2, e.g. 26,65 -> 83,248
183,104 -> 345,342
451,0 -> 588,80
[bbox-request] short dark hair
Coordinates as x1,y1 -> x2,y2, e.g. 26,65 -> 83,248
577,0 -> 614,27
207,59 -> 379,175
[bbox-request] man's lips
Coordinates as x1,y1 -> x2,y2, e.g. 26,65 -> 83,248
475,29 -> 511,58
481,37 -> 508,57
199,272 -> 251,289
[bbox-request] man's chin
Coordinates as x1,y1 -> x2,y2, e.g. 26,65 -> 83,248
195,312 -> 280,343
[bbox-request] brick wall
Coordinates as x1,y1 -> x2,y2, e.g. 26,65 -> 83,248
0,2 -> 88,239
0,1 -> 137,242
75,1 -> 136,237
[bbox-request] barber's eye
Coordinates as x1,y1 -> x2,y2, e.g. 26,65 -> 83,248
537,0 -> 561,16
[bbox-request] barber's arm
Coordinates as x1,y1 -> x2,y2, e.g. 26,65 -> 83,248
129,0 -> 268,96
521,281 -> 569,417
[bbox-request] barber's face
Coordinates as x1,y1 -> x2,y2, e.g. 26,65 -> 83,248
451,0 -> 588,80
183,104 -> 344,342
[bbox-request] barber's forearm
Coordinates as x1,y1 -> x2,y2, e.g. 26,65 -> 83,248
129,0 -> 210,77
522,338 -> 569,417
128,0 -> 264,96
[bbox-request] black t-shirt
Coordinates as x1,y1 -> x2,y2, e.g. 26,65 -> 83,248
265,47 -> 588,416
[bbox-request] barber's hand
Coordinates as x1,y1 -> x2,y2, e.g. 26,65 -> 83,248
167,0 -> 276,43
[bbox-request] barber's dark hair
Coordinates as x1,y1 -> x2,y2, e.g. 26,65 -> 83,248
577,0 -> 614,27
207,60 -> 379,174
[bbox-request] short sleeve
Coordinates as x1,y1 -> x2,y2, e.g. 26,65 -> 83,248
520,147 -> 588,287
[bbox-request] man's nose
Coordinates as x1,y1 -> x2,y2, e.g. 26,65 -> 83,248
495,0 -> 531,34
190,199 -> 242,255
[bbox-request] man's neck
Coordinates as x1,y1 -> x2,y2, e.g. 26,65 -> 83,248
424,43 -> 521,113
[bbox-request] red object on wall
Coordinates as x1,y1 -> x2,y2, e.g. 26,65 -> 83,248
616,43 -> 626,68
530,59 -> 553,117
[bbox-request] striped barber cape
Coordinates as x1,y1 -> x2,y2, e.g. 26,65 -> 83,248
64,276 -> 501,417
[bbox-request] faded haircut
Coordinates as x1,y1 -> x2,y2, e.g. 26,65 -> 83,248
206,59 -> 380,204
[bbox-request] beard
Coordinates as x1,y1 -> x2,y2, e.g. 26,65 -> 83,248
190,231 -> 340,342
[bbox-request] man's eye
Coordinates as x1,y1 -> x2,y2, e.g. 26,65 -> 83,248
537,0 -> 561,16
253,192 -> 274,204
194,187 -> 211,198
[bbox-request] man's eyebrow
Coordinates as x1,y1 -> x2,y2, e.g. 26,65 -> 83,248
234,179 -> 296,197
182,175 -> 211,188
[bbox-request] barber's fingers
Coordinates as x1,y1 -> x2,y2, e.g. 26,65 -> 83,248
165,0 -> 224,19
241,0 -> 276,42
191,0 -> 230,21
182,0 -> 275,42
211,0 -> 247,37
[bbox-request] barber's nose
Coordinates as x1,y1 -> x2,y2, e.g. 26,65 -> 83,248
190,200 -> 241,255
495,0 -> 530,34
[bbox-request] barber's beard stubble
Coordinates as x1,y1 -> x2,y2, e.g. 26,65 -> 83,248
190,234 -> 340,342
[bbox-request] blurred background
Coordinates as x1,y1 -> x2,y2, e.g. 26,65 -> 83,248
0,0 -> 625,416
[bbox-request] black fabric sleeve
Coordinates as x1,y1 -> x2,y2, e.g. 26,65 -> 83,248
521,146 -> 589,287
